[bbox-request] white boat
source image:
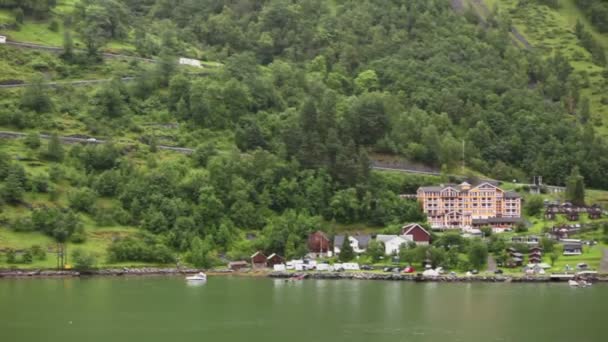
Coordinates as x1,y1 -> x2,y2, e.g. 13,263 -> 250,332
569,279 -> 592,287
186,272 -> 207,281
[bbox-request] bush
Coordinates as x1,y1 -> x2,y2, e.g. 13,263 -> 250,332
525,195 -> 545,216
6,249 -> 17,263
30,173 -> 50,193
48,20 -> 59,32
107,235 -> 175,264
22,251 -> 33,264
72,249 -> 97,270
24,132 -> 41,149
515,222 -> 528,233
68,187 -> 97,213
30,245 -> 47,260
70,226 -> 87,243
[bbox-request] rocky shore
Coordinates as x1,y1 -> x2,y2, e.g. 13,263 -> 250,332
0,268 -> 206,278
269,271 -> 608,283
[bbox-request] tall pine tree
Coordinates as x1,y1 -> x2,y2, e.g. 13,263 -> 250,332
566,166 -> 585,206
339,235 -> 355,261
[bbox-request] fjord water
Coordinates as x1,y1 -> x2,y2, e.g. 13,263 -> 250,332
1,277 -> 605,342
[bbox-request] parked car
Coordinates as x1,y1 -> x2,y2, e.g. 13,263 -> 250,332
494,269 -> 503,274
471,269 -> 479,275
383,267 -> 393,273
360,265 -> 373,271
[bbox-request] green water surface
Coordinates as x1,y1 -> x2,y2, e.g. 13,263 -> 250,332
0,277 -> 606,342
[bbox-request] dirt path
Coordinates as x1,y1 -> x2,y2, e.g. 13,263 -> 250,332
487,255 -> 497,272
600,248 -> 608,273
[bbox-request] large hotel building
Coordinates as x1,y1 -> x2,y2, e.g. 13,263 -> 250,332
417,182 -> 521,230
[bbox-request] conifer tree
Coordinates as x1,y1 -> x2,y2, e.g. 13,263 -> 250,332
566,166 -> 585,206
339,235 -> 355,261
46,133 -> 64,162
3,166 -> 24,203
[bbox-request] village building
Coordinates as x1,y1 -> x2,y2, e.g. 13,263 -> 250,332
400,223 -> 431,245
511,235 -> 540,245
333,235 -> 371,255
562,240 -> 583,256
376,235 -> 409,255
416,182 -> 521,230
228,261 -> 249,271
266,253 -> 285,268
251,251 -> 267,269
588,206 -> 602,219
307,231 -> 331,258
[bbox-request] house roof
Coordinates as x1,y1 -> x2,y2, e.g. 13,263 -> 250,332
418,181 -> 503,194
563,243 -> 582,249
267,253 -> 283,260
504,191 -> 521,199
401,223 -> 430,237
251,251 -> 266,259
229,261 -> 248,266
333,235 -> 372,249
310,230 -> 329,240
473,217 -> 521,224
376,235 -> 408,244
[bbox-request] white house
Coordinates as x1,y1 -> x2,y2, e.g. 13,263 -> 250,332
376,235 -> 410,255
333,235 -> 371,255
178,57 -> 202,68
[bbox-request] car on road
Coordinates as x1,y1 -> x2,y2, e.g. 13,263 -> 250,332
86,138 -> 97,142
360,265 -> 373,271
494,269 -> 503,274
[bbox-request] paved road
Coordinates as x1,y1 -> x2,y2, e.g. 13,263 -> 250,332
0,77 -> 136,89
3,40 -> 222,69
601,249 -> 608,273
0,130 -> 567,190
4,40 -> 156,63
0,130 -> 194,154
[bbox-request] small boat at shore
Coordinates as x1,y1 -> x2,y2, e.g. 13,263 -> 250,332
569,279 -> 591,287
186,272 -> 207,282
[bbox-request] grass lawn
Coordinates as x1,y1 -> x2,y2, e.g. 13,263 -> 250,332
480,0 -> 608,134
0,225 -> 154,269
548,243 -> 605,271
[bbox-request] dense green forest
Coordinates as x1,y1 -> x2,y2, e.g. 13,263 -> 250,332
1,0 -> 608,266
575,0 -> 608,33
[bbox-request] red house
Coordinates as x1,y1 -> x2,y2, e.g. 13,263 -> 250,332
251,251 -> 267,269
401,223 -> 431,245
266,253 -> 285,267
308,231 -> 331,257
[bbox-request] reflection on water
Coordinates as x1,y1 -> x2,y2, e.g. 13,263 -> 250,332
1,278 -> 606,342
186,280 -> 207,287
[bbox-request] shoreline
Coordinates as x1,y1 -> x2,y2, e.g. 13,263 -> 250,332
1,268 -> 607,283
267,271 -> 608,283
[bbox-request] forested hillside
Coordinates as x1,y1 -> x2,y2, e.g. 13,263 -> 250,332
575,0 -> 608,33
0,0 -> 607,266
